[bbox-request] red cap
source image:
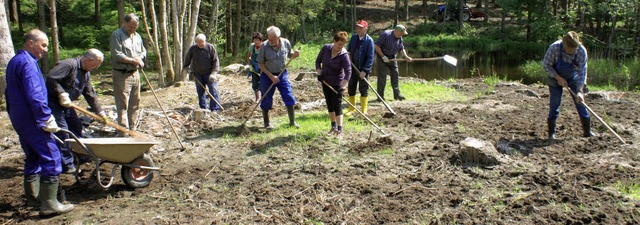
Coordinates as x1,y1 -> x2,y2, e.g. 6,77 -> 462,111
355,20 -> 368,29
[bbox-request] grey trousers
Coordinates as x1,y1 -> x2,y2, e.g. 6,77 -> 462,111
376,55 -> 401,99
112,69 -> 141,130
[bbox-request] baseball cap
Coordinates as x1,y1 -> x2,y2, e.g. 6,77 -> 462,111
355,20 -> 368,29
395,24 -> 408,35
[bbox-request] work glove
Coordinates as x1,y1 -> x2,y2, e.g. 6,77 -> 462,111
58,93 -> 72,108
209,72 -> 218,83
382,56 -> 389,63
98,111 -> 109,124
43,116 -> 60,133
576,92 -> 585,105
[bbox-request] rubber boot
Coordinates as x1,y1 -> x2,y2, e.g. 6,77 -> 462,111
254,90 -> 261,103
345,96 -> 356,116
547,118 -> 556,140
580,117 -> 596,137
39,178 -> 74,215
24,174 -> 40,207
360,96 -> 369,115
262,110 -> 273,130
287,106 -> 299,128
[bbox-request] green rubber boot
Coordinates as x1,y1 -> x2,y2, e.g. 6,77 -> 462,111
39,178 -> 74,215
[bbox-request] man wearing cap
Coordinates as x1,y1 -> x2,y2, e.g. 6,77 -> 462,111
374,24 -> 412,101
346,20 -> 375,115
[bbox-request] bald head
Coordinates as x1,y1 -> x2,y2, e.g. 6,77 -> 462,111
81,48 -> 104,72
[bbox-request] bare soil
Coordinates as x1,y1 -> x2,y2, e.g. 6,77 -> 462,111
1,69 -> 639,224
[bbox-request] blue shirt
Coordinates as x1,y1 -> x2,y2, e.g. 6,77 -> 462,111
5,50 -> 52,130
257,38 -> 293,73
542,40 -> 588,88
375,30 -> 404,57
347,33 -> 375,74
315,44 -> 352,86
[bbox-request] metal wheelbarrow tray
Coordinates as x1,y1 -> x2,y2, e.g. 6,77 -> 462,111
64,134 -> 161,189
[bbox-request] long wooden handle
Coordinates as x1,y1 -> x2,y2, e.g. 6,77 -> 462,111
240,57 -> 295,122
389,57 -> 442,62
70,104 -> 144,138
140,69 -> 185,149
194,78 -> 225,111
566,88 -> 626,144
349,62 -> 396,115
321,80 -> 387,135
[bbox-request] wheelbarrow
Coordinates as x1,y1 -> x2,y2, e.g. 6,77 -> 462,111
56,129 -> 161,189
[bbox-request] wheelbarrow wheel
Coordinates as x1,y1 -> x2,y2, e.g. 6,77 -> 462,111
121,153 -> 155,188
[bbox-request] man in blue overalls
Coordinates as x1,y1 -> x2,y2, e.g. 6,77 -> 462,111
542,31 -> 595,140
46,49 -> 107,174
6,29 -> 74,215
256,26 -> 301,129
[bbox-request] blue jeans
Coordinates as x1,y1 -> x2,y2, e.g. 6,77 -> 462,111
194,73 -> 221,111
548,81 -> 589,120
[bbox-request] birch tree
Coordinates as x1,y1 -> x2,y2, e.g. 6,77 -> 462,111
159,0 -> 175,83
49,0 -> 59,63
0,0 -> 15,101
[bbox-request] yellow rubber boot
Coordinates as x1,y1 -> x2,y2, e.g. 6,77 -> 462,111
345,95 -> 356,116
360,96 -> 368,115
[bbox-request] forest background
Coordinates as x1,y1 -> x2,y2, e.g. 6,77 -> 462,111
0,0 -> 639,94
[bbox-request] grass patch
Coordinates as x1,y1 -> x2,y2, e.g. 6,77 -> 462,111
375,148 -> 394,155
246,110 -> 371,147
614,181 -> 640,201
383,81 -> 467,103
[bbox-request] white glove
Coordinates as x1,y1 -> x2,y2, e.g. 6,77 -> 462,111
576,92 -> 585,104
382,56 -> 389,63
209,72 -> 218,83
43,116 -> 60,133
58,93 -> 72,108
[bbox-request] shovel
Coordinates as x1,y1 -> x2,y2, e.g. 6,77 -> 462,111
350,62 -> 396,116
566,87 -> 626,144
389,55 -> 458,66
321,80 -> 388,135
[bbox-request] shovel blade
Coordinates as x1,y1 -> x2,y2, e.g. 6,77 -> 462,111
443,55 -> 458,66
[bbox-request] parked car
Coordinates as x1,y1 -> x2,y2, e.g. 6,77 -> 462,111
433,4 -> 486,22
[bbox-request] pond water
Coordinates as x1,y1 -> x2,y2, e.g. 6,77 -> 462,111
393,50 -> 544,84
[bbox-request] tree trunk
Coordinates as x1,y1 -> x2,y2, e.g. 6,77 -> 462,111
0,0 -> 15,101
37,0 -> 48,73
224,0 -> 231,57
179,0 -> 201,83
476,0 -> 482,8
159,0 -> 174,84
458,0 -> 463,29
49,0 -> 59,64
94,0 -> 100,27
606,14 -> 617,55
394,0 -> 399,25
10,0 -> 22,33
483,0 -> 489,22
171,0 -> 182,84
232,0 -> 240,57
117,0 -> 125,27
206,0 -> 219,44
404,0 -> 409,21
140,0 -> 164,85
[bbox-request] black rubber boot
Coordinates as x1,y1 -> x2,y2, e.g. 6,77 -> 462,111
39,177 -> 74,215
262,110 -> 273,130
286,106 -> 299,128
24,174 -> 40,207
580,117 -> 596,137
547,119 -> 556,140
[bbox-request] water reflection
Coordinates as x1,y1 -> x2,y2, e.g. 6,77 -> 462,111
391,50 -> 544,84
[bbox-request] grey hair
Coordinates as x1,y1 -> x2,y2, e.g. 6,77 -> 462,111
124,13 -> 139,23
23,29 -> 46,43
266,26 -> 281,38
83,48 -> 104,61
195,34 -> 207,42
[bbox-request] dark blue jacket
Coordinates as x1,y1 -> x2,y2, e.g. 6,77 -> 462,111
347,33 -> 375,74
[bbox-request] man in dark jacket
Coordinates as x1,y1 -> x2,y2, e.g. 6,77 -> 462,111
46,48 -> 106,174
346,20 -> 375,115
182,33 -> 221,111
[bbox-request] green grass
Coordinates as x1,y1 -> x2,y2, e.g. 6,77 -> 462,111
614,181 -> 640,201
246,110 -> 371,144
382,81 -> 467,103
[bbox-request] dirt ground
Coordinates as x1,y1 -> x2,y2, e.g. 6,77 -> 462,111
1,68 -> 639,224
